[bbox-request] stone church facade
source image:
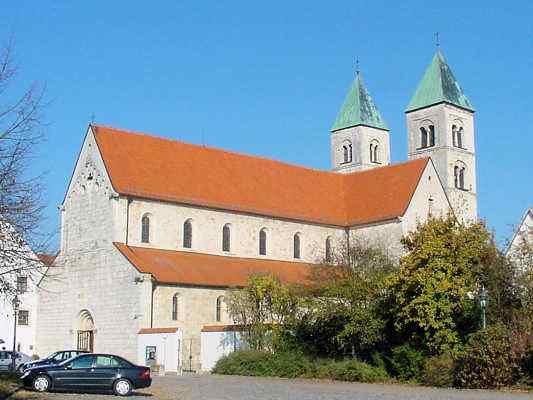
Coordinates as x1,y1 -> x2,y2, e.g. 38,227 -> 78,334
36,50 -> 478,371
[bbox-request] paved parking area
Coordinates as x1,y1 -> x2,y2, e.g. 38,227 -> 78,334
8,374 -> 533,400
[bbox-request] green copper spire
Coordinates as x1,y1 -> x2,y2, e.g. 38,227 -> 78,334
331,73 -> 389,132
406,51 -> 474,113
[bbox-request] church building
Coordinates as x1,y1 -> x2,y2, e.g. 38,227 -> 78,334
36,50 -> 478,371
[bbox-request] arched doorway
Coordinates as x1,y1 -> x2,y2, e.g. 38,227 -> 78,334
76,310 -> 95,352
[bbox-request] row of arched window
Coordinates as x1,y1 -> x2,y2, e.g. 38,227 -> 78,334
141,216 -> 335,261
341,140 -> 381,164
418,123 -> 467,150
172,293 -> 226,322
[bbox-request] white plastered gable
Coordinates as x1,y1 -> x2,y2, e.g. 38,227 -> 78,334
63,125 -> 115,204
401,159 -> 452,235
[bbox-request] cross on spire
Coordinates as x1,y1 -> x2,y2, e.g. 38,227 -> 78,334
435,32 -> 440,48
90,112 -> 96,124
355,57 -> 360,76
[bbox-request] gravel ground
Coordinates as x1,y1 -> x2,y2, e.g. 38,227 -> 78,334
7,374 -> 533,400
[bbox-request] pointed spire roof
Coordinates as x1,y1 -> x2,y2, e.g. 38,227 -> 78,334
331,73 -> 389,132
406,51 -> 474,113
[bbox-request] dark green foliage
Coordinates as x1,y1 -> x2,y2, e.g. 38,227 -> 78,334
422,354 -> 455,387
213,350 -> 389,383
315,359 -> 389,382
454,325 -> 520,389
389,344 -> 426,382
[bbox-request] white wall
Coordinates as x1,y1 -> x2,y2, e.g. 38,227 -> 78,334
200,330 -> 247,372
137,330 -> 182,372
120,198 -> 346,264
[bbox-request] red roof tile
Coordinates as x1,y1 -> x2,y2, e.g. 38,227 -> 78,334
37,254 -> 57,266
114,243 -> 313,287
201,325 -> 244,333
93,125 -> 429,226
138,327 -> 179,334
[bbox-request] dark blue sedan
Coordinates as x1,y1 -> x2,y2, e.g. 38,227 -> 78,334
17,350 -> 89,373
20,353 -> 151,396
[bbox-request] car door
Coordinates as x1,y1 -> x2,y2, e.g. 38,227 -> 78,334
53,355 -> 96,389
90,355 -> 119,388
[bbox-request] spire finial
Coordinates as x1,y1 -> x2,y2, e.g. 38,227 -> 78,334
355,57 -> 360,76
435,32 -> 440,49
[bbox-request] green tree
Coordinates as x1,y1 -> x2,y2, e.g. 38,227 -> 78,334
225,274 -> 298,351
388,214 -> 494,354
293,239 -> 396,358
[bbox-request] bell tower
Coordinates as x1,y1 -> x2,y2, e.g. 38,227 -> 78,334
406,50 -> 477,222
331,72 -> 390,173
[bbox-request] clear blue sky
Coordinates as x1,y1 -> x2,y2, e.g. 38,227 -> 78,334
3,1 -> 532,248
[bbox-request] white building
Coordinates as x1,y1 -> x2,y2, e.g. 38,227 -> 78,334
507,208 -> 533,270
0,224 -> 52,357
36,50 -> 478,371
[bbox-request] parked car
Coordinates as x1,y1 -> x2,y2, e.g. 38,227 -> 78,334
0,350 -> 32,371
20,353 -> 151,396
17,350 -> 90,373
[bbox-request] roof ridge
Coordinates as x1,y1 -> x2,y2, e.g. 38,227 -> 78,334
92,124 -> 339,177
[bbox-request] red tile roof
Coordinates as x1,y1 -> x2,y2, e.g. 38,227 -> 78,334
201,325 -> 244,333
93,125 -> 429,226
37,254 -> 57,266
114,243 -> 313,287
138,327 -> 179,334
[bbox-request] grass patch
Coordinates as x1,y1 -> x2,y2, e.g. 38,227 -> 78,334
213,350 -> 389,383
0,372 -> 21,399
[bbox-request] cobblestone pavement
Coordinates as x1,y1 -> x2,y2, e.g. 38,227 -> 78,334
9,374 -> 533,400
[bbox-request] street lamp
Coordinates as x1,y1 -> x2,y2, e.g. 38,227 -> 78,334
11,295 -> 20,371
480,285 -> 488,330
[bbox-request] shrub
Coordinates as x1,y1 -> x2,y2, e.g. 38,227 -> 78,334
454,324 -> 520,389
422,354 -> 454,387
316,359 -> 389,383
390,344 -> 425,382
213,350 -> 389,383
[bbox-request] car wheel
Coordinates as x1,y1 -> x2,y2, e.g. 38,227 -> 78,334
113,378 -> 132,396
32,375 -> 51,392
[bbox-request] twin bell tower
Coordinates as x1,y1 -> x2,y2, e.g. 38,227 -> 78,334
330,50 -> 477,221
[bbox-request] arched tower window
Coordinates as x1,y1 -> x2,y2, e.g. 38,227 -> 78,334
370,141 -> 379,163
342,141 -> 352,163
259,228 -> 267,255
183,219 -> 193,248
428,125 -> 435,147
420,127 -> 428,148
293,233 -> 301,259
457,127 -> 464,148
216,296 -> 224,322
452,125 -> 457,147
172,293 -> 179,320
454,163 -> 467,190
325,236 -> 332,263
222,224 -> 231,252
141,214 -> 150,243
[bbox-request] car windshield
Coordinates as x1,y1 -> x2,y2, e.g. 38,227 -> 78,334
45,352 -> 61,361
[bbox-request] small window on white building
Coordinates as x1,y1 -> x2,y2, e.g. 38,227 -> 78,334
293,233 -> 301,259
17,276 -> 27,293
183,220 -> 193,248
172,294 -> 179,320
259,228 -> 267,255
325,236 -> 333,263
216,296 -> 224,322
222,224 -> 231,252
18,310 -> 29,326
141,214 -> 151,243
